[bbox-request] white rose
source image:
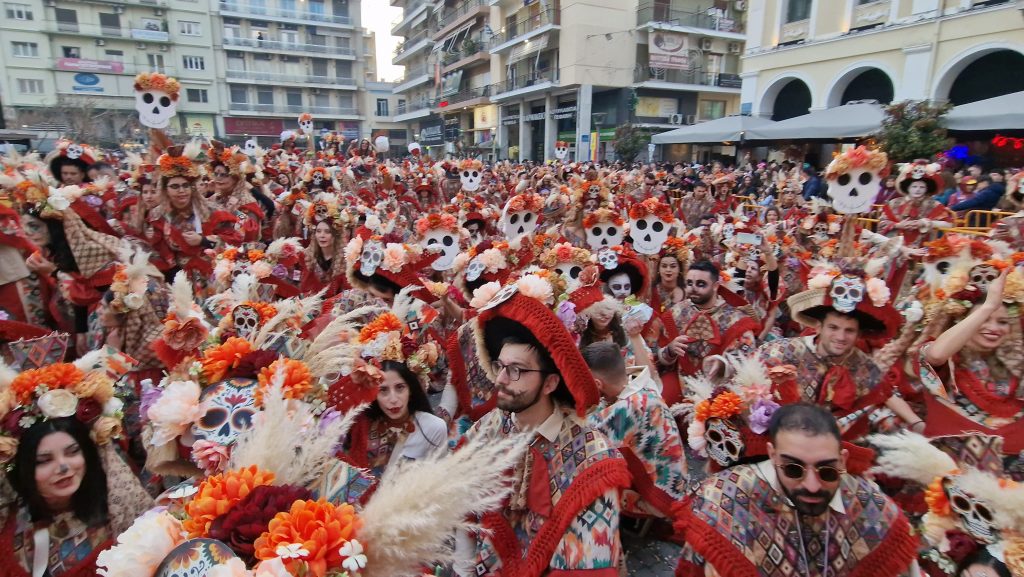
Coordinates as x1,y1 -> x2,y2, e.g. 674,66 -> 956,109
37,389 -> 79,419
48,193 -> 71,211
122,292 -> 145,310
102,397 -> 124,417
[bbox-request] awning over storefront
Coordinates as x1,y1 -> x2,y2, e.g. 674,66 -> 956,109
508,34 -> 548,65
652,115 -> 776,144
944,91 -> 1024,131
744,102 -> 884,141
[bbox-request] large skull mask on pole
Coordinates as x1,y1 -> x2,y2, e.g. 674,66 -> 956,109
824,145 -> 889,215
134,72 -> 180,130
422,228 -> 460,271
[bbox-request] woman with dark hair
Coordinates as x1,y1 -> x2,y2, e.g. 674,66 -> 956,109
957,548 -> 1012,577
207,141 -> 265,243
342,360 -> 447,479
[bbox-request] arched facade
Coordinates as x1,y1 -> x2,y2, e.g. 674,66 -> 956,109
932,43 -> 1024,103
824,63 -> 896,108
757,72 -> 816,119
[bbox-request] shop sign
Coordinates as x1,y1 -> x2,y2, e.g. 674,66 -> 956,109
523,112 -> 546,122
420,116 -> 444,146
649,31 -> 688,70
224,117 -> 284,136
501,115 -> 520,126
550,105 -> 577,120
56,58 -> 124,73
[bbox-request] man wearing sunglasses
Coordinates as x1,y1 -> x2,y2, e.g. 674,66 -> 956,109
676,403 -> 918,577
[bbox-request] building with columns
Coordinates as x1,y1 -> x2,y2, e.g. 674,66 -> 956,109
390,0 -> 748,162
739,0 -> 1024,121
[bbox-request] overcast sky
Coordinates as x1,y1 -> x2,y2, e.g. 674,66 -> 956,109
362,1 -> 404,82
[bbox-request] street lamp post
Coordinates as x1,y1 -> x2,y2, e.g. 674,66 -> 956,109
490,127 -> 496,162
591,112 -> 607,163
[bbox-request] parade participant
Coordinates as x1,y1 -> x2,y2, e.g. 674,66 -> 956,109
117,163 -> 160,240
46,141 -> 95,186
676,403 -> 919,577
679,182 -> 717,227
571,273 -> 655,373
0,353 -> 154,577
583,341 -> 685,519
658,260 -> 759,379
456,281 -> 629,577
763,260 -> 921,443
0,173 -> 59,331
300,219 -> 348,295
208,141 -> 265,243
147,145 -> 241,288
911,266 -> 1024,476
650,237 -> 688,312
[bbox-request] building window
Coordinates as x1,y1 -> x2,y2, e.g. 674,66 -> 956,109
4,3 -> 32,20
186,88 -> 208,103
257,87 -> 274,105
286,90 -> 302,106
179,21 -> 201,36
230,85 -> 248,104
375,98 -> 389,116
313,92 -> 330,108
12,41 -> 38,57
785,0 -> 812,23
17,79 -> 43,94
148,53 -> 166,72
699,100 -> 727,121
105,49 -> 123,61
182,56 -> 205,70
62,46 -> 80,58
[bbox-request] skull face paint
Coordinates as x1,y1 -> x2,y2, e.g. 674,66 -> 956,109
829,168 -> 880,214
829,275 -> 865,313
554,141 -> 569,161
630,215 -> 670,255
359,239 -> 385,276
704,417 -> 744,466
607,272 -> 632,300
135,90 -> 177,129
232,304 -> 260,339
586,222 -> 625,251
298,114 -> 314,136
422,229 -> 459,271
813,222 -> 830,241
191,378 -> 258,446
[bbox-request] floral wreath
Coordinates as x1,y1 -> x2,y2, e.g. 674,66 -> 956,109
582,207 -> 625,229
660,236 -> 691,264
824,145 -> 889,181
415,213 -> 459,237
539,242 -> 592,269
628,198 -> 674,223
0,352 -> 131,463
505,192 -> 544,214
134,72 -> 181,100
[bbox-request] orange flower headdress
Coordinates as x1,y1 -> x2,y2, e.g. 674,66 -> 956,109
134,72 -> 181,100
582,207 -> 625,229
157,142 -> 203,181
628,197 -> 674,223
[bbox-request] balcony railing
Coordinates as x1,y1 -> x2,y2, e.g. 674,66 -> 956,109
395,100 -> 434,116
47,21 -> 171,41
636,3 -> 744,33
394,29 -> 432,57
441,42 -> 488,66
490,69 -> 558,97
436,0 -> 487,30
223,36 -> 355,56
441,85 -> 491,105
633,66 -> 742,88
490,8 -> 559,47
394,64 -> 430,87
230,102 -> 359,115
391,0 -> 429,30
218,1 -> 353,25
226,69 -> 356,86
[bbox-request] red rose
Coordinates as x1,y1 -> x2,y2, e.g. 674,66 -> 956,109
75,398 -> 102,424
944,530 -> 979,564
1,409 -> 25,435
208,483 -> 312,562
227,350 -> 280,380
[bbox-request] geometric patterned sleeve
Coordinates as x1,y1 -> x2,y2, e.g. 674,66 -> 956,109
548,490 -> 621,574
100,444 -> 155,535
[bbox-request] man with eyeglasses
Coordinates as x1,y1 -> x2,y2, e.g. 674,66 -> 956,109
454,291 -> 628,577
676,403 -> 918,577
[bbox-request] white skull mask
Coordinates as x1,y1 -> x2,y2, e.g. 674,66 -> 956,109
359,239 -> 384,276
586,221 -> 625,251
554,144 -> 569,160
969,264 -> 1000,291
191,378 -> 258,446
500,209 -> 537,245
298,117 -> 314,136
607,272 -> 632,300
65,144 -> 84,160
460,168 -> 482,192
596,248 -> 619,271
423,229 -> 459,271
312,172 -> 325,187
554,263 -> 585,291
243,138 -> 259,156
946,480 -> 998,544
464,257 -> 487,282
747,246 -> 762,263
232,304 -> 259,339
135,89 -> 177,129
314,202 -> 329,222
722,223 -> 735,241
704,417 -> 744,466
813,222 -> 829,240
630,215 -> 671,255
829,275 -> 865,313
829,168 -> 880,214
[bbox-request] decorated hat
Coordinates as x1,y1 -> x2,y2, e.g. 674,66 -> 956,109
896,159 -> 944,196
157,143 -> 203,181
597,246 -> 649,299
787,257 -> 901,338
47,140 -> 96,179
343,233 -> 439,304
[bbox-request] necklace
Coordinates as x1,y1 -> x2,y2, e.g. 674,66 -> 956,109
794,510 -> 830,576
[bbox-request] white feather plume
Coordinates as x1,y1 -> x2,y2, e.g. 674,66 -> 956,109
682,372 -> 714,404
868,431 -> 957,485
358,433 -> 529,577
727,354 -> 770,390
0,359 -> 18,389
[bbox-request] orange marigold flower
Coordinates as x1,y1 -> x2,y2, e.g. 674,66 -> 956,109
934,289 -> 947,300
256,358 -> 313,405
983,259 -> 1009,271
183,466 -> 276,538
247,249 -> 265,262
222,248 -> 239,261
253,499 -> 362,577
240,301 -> 278,324
10,364 -> 84,404
359,312 -> 402,343
201,337 -> 254,383
924,475 -> 952,517
709,391 -> 743,420
694,399 -> 712,423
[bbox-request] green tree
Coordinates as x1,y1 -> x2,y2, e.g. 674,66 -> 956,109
874,100 -> 952,162
612,123 -> 647,163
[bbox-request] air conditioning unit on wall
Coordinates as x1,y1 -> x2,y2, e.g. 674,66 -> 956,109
728,42 -> 741,54
700,38 -> 713,51
668,113 -> 683,125
735,0 -> 747,10
685,114 -> 696,124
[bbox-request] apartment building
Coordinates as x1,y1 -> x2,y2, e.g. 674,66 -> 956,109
211,0 -> 368,145
388,0 -> 747,162
740,0 -> 1024,121
0,0 -> 220,146
363,80 -> 409,155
